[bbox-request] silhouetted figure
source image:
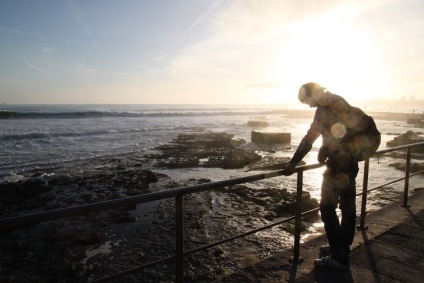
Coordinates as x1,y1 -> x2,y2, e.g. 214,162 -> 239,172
283,82 -> 380,271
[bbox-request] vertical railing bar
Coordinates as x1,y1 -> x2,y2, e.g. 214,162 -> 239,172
291,170 -> 304,263
402,147 -> 412,207
359,158 -> 370,229
175,195 -> 184,283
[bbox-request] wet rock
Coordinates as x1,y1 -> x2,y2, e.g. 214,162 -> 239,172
389,161 -> 424,174
230,138 -> 246,147
407,117 -> 424,127
251,131 -> 291,144
271,191 -> 318,218
0,179 -> 52,213
153,132 -> 260,169
0,169 -> 159,217
56,224 -> 102,245
204,148 -> 261,169
171,132 -> 243,148
226,185 -> 319,220
107,207 -> 137,223
386,130 -> 424,153
248,156 -> 306,171
0,179 -> 50,199
367,186 -> 403,207
0,221 -> 84,282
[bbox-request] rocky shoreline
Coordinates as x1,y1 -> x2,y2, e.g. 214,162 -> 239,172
1,129 -> 424,282
0,132 -> 313,282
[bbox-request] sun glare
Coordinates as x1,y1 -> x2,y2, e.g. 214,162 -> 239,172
274,3 -> 387,103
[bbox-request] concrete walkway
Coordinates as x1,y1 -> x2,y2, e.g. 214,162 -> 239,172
217,190 -> 424,283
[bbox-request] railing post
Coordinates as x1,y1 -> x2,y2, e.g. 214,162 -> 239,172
358,158 -> 370,229
290,170 -> 304,263
175,195 -> 184,283
402,147 -> 412,207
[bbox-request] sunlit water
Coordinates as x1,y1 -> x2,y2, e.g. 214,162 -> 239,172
1,104 -> 424,227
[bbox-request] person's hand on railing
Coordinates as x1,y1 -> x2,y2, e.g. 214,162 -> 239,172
283,162 -> 296,176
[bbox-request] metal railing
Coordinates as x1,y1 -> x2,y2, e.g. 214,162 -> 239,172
1,141 -> 424,282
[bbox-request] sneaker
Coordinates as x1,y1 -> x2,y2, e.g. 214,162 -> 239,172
314,255 -> 348,272
319,245 -> 331,254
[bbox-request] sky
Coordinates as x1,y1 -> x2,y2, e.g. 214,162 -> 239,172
1,0 -> 424,105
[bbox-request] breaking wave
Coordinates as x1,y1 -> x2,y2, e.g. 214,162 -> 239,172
0,109 -> 286,120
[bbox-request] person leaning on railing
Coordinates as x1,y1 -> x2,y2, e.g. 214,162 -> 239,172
283,82 -> 380,272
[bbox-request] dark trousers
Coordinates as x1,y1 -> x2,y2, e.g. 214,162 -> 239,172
320,162 -> 359,264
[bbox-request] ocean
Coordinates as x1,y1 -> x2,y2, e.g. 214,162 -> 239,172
0,104 -> 308,184
1,104 -> 424,281
1,104 -> 422,193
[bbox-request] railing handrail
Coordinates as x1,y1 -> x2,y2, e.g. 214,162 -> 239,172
0,163 -> 323,231
374,141 -> 424,154
1,142 -> 423,231
1,141 -> 424,282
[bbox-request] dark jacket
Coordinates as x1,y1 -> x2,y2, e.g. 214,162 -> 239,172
289,92 -> 376,168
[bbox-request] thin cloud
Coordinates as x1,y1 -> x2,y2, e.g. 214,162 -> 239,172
0,26 -> 49,41
180,0 -> 224,38
66,0 -> 91,37
0,75 -> 26,84
42,46 -> 55,53
23,61 -> 49,74
73,64 -> 96,75
134,1 -> 225,78
0,26 -> 84,46
135,52 -> 156,58
162,0 -> 224,56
